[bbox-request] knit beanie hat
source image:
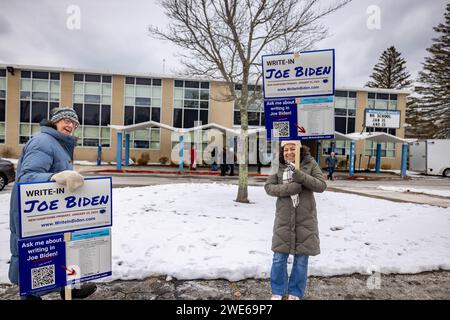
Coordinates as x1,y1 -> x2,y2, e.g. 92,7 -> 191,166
281,140 -> 300,148
50,107 -> 80,126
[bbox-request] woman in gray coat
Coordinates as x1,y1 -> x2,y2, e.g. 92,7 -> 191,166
265,141 -> 326,300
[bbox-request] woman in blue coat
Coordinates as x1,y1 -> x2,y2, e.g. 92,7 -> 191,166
9,107 -> 96,300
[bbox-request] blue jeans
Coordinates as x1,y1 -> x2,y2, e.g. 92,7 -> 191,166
327,167 -> 335,180
270,252 -> 309,298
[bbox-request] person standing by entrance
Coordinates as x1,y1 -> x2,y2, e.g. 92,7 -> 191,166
190,144 -> 197,170
325,151 -> 337,181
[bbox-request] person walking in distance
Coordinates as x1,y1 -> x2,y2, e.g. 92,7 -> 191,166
325,151 -> 338,181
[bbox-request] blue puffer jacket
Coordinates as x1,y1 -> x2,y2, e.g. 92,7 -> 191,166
9,125 -> 76,284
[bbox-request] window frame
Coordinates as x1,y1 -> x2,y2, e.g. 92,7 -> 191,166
73,73 -> 112,148
233,85 -> 264,127
123,76 -> 162,150
19,70 -> 61,145
367,92 -> 398,111
364,140 -> 396,158
334,90 -> 356,134
173,80 -> 210,129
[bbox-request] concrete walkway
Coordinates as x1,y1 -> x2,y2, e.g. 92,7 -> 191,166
327,186 -> 450,208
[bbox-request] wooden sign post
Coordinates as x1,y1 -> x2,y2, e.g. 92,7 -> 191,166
64,232 -> 72,300
295,141 -> 301,171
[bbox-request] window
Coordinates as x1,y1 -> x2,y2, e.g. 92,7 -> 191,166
365,126 -> 396,139
19,70 -> 60,144
173,80 -> 209,128
322,140 -> 351,156
123,77 -> 162,149
171,130 -> 210,155
367,92 -> 397,110
334,90 -> 356,134
0,69 -> 5,143
233,85 -> 264,127
126,128 -> 160,150
365,92 -> 399,136
365,140 -> 396,158
73,74 -> 111,147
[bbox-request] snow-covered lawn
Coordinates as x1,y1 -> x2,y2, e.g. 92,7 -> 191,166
1,183 -> 449,283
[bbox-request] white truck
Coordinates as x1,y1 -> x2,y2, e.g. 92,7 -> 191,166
409,139 -> 450,177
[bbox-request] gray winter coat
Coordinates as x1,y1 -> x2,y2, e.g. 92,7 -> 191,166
9,125 -> 76,284
265,155 -> 327,256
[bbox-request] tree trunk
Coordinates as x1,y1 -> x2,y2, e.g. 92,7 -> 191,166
236,131 -> 249,203
236,73 -> 250,203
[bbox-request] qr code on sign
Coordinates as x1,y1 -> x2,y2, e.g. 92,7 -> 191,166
272,121 -> 290,138
31,265 -> 55,289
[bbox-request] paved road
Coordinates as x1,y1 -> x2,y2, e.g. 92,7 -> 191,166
1,270 -> 449,300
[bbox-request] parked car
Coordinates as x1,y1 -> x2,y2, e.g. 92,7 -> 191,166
0,158 -> 15,191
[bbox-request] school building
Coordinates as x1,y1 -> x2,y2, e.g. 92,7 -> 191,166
0,64 -> 409,170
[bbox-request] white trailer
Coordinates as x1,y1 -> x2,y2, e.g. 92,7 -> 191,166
409,139 -> 450,177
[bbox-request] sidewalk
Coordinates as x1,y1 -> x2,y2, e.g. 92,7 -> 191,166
327,185 -> 450,208
77,163 -> 406,180
1,270 -> 449,300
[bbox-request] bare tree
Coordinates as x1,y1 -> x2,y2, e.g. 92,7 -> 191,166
150,0 -> 350,203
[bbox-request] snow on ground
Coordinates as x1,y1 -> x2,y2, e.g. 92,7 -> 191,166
377,186 -> 450,198
1,183 -> 449,283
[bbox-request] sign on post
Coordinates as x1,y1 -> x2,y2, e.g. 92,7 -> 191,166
262,49 -> 335,141
66,228 -> 112,285
18,177 -> 112,239
262,50 -> 335,99
18,233 -> 67,296
365,109 -> 401,129
264,96 -> 335,140
17,177 -> 113,297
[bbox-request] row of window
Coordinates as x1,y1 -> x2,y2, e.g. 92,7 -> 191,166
368,92 -> 398,110
1,71 -> 402,152
3,72 -> 211,148
322,140 -> 397,158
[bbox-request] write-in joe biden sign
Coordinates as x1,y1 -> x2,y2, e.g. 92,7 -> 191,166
18,177 -> 112,238
262,49 -> 335,99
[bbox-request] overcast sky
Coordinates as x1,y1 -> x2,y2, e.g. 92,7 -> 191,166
0,0 -> 447,87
